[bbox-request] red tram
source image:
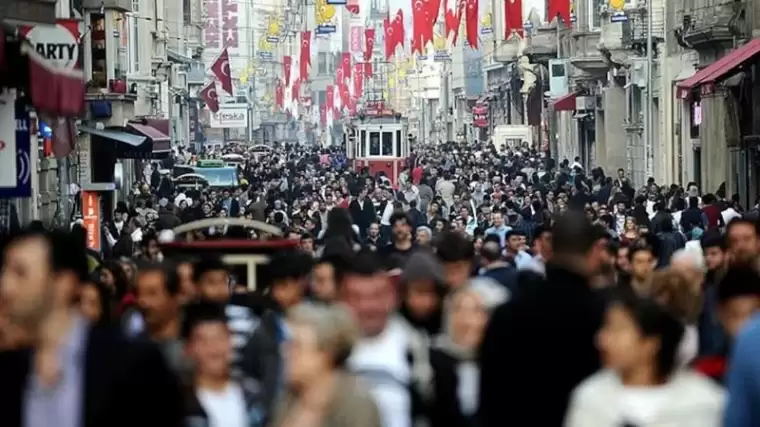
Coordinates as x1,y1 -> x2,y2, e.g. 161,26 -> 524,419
345,105 -> 409,186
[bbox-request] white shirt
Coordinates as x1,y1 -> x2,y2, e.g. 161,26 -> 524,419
722,207 -> 741,225
197,382 -> 248,427
349,319 -> 411,427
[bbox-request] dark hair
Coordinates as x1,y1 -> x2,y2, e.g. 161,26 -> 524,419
192,256 -> 228,283
726,217 -> 759,238
266,250 -> 314,286
135,262 -> 181,296
435,231 -> 474,262
8,228 -> 89,284
717,265 -> 760,305
700,231 -> 725,250
608,289 -> 685,381
551,211 -> 598,256
390,211 -> 411,227
180,300 -> 228,340
101,260 -> 131,301
82,279 -> 113,325
335,249 -> 385,286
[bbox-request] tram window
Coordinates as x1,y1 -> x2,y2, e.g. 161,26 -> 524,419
382,132 -> 393,156
360,130 -> 367,156
396,130 -> 402,156
370,132 -> 381,155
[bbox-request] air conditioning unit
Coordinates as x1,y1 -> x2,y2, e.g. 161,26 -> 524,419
575,96 -> 595,111
548,59 -> 570,98
630,59 -> 648,87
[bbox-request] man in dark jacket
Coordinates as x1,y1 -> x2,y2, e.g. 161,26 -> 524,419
681,196 -> 706,233
479,211 -> 605,427
0,228 -> 183,427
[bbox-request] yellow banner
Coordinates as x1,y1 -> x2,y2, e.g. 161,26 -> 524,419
315,0 -> 337,35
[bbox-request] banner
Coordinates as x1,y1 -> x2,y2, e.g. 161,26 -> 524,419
480,0 -> 493,34
350,26 -> 363,54
266,16 -> 280,42
82,191 -> 101,251
0,95 -> 31,199
608,0 -> 627,22
258,37 -> 273,60
433,33 -> 450,61
210,103 -> 249,128
316,0 -> 337,34
472,103 -> 488,127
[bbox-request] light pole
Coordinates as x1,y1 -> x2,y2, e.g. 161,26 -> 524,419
644,5 -> 653,179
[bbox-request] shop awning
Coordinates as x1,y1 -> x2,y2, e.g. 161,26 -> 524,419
552,91 -> 578,111
0,26 -> 85,117
127,122 -> 171,153
676,38 -> 760,99
80,126 -> 152,159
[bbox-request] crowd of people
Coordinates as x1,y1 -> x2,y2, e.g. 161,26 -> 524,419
0,140 -> 759,427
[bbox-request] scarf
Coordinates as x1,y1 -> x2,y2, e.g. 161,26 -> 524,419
433,334 -> 477,362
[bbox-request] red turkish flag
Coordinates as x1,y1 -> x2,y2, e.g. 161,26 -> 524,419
336,66 -> 345,84
364,62 -> 373,78
383,17 -> 394,59
465,0 -> 479,49
210,48 -> 233,94
353,63 -> 364,98
300,31 -> 311,80
505,0 -> 524,38
445,0 -> 465,45
339,83 -> 349,109
346,0 -> 360,14
283,56 -> 292,86
548,0 -> 571,28
199,81 -> 219,113
342,52 -> 352,81
412,0 -> 438,54
392,10 -> 405,51
275,80 -> 284,108
292,78 -> 301,102
326,84 -> 334,112
364,28 -> 375,61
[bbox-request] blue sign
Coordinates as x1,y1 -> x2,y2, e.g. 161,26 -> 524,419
0,100 -> 31,199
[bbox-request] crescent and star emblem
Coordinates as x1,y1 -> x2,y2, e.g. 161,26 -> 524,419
221,60 -> 230,76
208,87 -> 218,100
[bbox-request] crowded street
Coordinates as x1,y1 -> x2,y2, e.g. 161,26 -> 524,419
0,0 -> 759,424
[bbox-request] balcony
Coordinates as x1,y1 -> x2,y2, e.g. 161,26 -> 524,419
678,0 -> 747,49
0,0 -> 56,24
81,0 -> 132,11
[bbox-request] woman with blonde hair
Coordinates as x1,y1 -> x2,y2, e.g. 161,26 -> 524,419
649,268 -> 703,366
271,303 -> 381,427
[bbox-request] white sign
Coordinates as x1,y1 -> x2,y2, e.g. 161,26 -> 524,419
0,92 -> 17,188
210,104 -> 249,128
24,23 -> 80,70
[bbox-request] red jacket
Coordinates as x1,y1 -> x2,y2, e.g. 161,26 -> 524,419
703,205 -> 722,230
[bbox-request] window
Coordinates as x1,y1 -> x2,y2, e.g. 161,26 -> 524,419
589,0 -> 602,29
132,0 -> 139,12
369,132 -> 381,155
360,130 -> 367,156
551,63 -> 565,78
183,0 -> 191,24
318,52 -> 327,74
690,101 -> 701,138
381,131 -> 393,156
395,130 -> 402,157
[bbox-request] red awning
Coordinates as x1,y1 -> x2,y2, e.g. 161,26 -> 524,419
552,92 -> 578,111
676,38 -> 760,99
24,43 -> 85,117
127,122 -> 171,153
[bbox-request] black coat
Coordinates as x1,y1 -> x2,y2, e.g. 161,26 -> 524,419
0,324 -> 183,427
429,349 -> 473,427
479,265 -> 604,427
